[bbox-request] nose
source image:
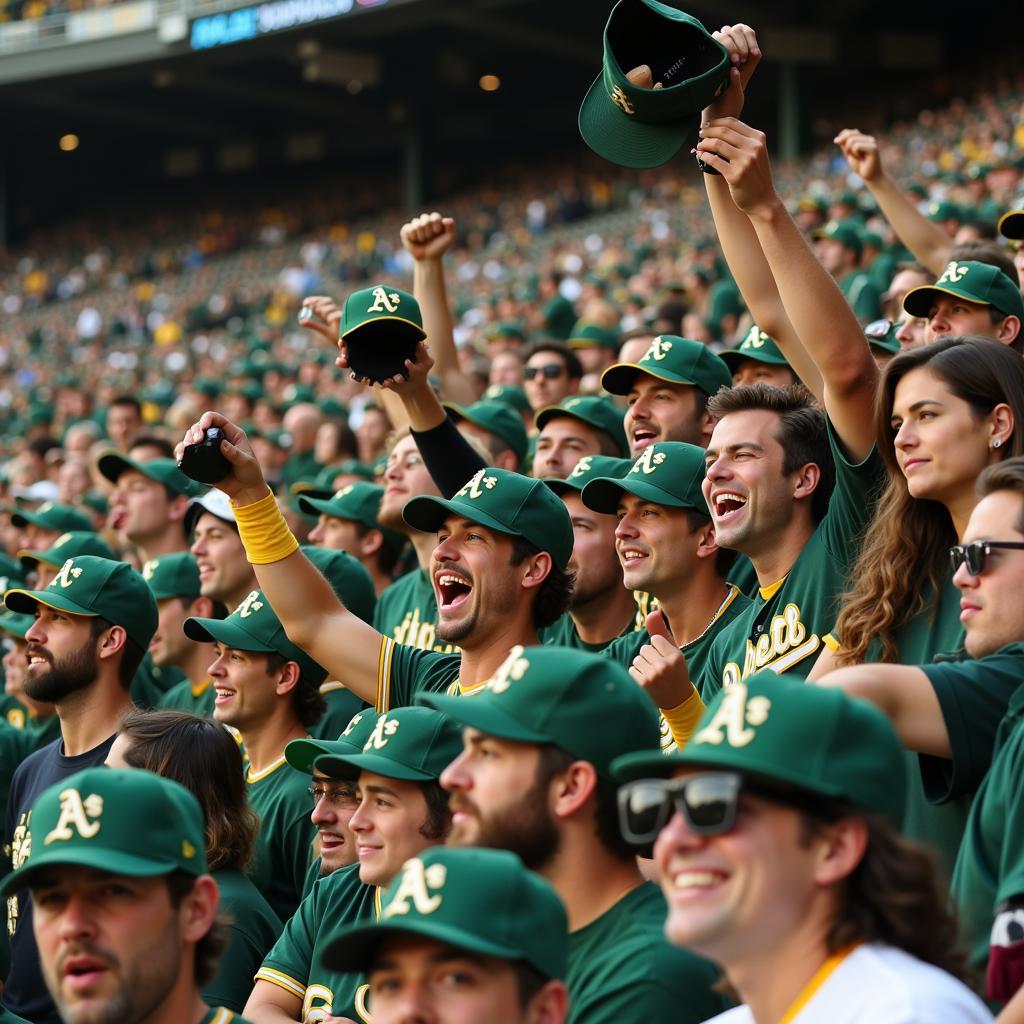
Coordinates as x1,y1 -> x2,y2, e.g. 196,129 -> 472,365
439,748 -> 470,794
653,809 -> 710,868
348,796 -> 372,835
928,311 -> 950,335
614,513 -> 638,542
308,522 -> 324,545
25,618 -> 45,644
389,982 -> 434,1024
207,653 -> 227,679
310,794 -> 338,827
431,534 -> 460,565
57,893 -> 98,944
952,556 -> 978,591
189,536 -> 206,557
893,420 -> 916,450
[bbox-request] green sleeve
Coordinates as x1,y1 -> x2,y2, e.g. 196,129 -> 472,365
603,631 -> 648,669
256,884 -> 319,998
995,730 -> 1024,907
278,810 -> 317,922
847,274 -> 883,322
379,640 -> 459,711
204,917 -> 275,1013
568,980 -> 715,1024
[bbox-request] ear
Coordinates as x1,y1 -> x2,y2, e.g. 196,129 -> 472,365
496,450 -> 519,472
693,520 -> 719,562
699,408 -> 717,448
990,402 -> 1014,449
548,759 -> 598,822
178,874 -> 220,945
360,529 -> 384,559
519,549 -> 553,593
526,979 -> 570,1024
997,316 -> 1021,346
95,623 -> 128,662
791,461 -> 821,503
811,817 -> 868,888
189,595 -> 215,618
168,494 -> 190,527
273,660 -> 301,697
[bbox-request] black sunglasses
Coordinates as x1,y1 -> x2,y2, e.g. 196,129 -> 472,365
949,540 -> 1024,577
523,364 -> 566,381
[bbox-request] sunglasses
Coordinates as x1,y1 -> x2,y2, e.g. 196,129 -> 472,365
523,364 -> 566,381
949,540 -> 1024,577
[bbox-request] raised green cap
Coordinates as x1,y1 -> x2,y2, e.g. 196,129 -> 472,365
864,318 -> 901,354
601,335 -> 731,397
927,199 -> 962,223
341,285 -> 426,384
19,531 -> 115,574
341,285 -> 425,340
10,502 -> 93,534
315,706 -> 463,783
484,322 -> 526,344
97,453 -> 205,499
445,402 -> 529,466
611,672 -> 907,824
302,545 -> 378,626
286,708 -> 380,776
534,396 -> 629,457
0,608 -> 33,640
184,588 -> 326,688
0,768 -> 207,897
903,260 -> 1024,320
298,483 -> 406,554
141,552 -> 202,602
812,218 -> 863,256
582,442 -> 708,514
403,468 -> 574,571
567,320 -> 619,351
423,645 -> 660,780
5,555 -> 158,650
543,455 -> 633,497
323,847 -> 568,978
481,384 -> 531,416
720,326 -> 790,370
998,209 -> 1024,241
578,0 -> 729,170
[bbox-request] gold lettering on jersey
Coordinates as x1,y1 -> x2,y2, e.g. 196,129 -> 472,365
455,469 -> 497,500
10,811 -> 31,871
237,591 -> 264,618
610,85 -> 635,115
302,983 -> 336,1023
366,714 -> 400,750
569,456 -> 594,479
937,261 -> 969,285
487,645 -> 529,694
383,857 -> 447,918
353,983 -> 373,1023
142,559 -> 159,581
51,559 -> 84,589
367,287 -> 401,314
741,326 -> 769,350
43,789 -> 104,845
721,604 -> 821,684
645,336 -> 673,361
393,609 -> 456,654
630,447 -> 666,476
693,683 -> 771,748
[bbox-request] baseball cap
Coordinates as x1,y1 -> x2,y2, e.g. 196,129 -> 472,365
141,552 -> 202,602
481,384 -> 531,416
402,468 -> 574,571
10,502 -> 92,535
0,768 -> 207,897
423,645 -> 660,780
97,453 -> 205,498
302,545 -> 378,626
582,442 -> 708,514
0,553 -> 24,593
720,326 -> 790,371
19,531 -> 115,574
5,555 -> 158,651
567,321 -> 619,351
998,209 -> 1024,241
611,672 -> 906,824
903,260 -> 1024,320
864,318 -> 901,355
445,402 -> 529,466
298,483 -> 406,554
323,847 -> 568,978
285,708 -> 380,776
184,588 -> 326,687
578,0 -> 729,169
185,489 -> 237,535
341,285 -> 426,384
314,706 -> 463,783
601,335 -> 731,397
543,454 -> 633,498
485,322 -> 526,345
812,219 -> 863,257
927,199 -> 962,223
0,608 -> 33,640
534,396 -> 629,457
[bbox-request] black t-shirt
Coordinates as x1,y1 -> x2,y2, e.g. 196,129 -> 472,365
2,734 -> 117,1024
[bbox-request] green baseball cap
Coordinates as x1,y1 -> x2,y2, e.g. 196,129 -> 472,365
927,199 -> 962,223
19,531 -> 115,574
481,384 -> 531,416
578,0 -> 729,170
5,555 -> 158,650
315,706 -> 463,783
581,441 -> 708,514
611,672 -> 906,824
423,645 -> 660,780
341,285 -> 426,384
298,483 -> 406,554
903,260 -> 1024,320
534,396 -> 629,457
445,402 -> 529,466
285,708 -> 380,776
141,552 -> 202,602
97,453 -> 205,499
864,318 -> 901,355
812,219 -> 863,257
10,502 -> 92,534
998,209 -> 1024,241
0,608 -> 33,640
0,553 -> 26,592
0,768 -> 207,897
543,454 -> 633,498
720,326 -> 790,370
485,322 -> 526,344
302,545 -> 378,626
183,588 -> 326,687
567,321 -> 619,351
601,335 -> 731,397
402,468 -> 574,571
323,847 -> 568,978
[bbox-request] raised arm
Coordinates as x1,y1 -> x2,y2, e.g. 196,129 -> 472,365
834,129 -> 954,277
175,412 -> 383,706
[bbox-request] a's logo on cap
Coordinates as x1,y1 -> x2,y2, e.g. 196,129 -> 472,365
564,398 -> 583,410
383,857 -> 448,919
237,591 -> 264,618
44,788 -> 103,846
610,85 -> 636,115
38,502 -> 54,514
142,559 -> 159,581
367,287 -> 401,314
182,839 -> 197,859
487,644 -> 530,694
630,447 -> 666,476
333,485 -> 355,500
366,714 -> 401,750
456,469 -> 498,501
54,533 -> 73,549
51,559 -> 83,590
937,261 -> 970,285
742,326 -> 768,350
569,456 -> 594,479
644,336 -> 673,362
693,683 -> 771,749
342,711 -> 365,736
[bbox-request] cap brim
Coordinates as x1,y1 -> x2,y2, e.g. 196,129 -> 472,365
578,73 -> 692,170
580,475 -> 694,515
285,736 -> 360,775
297,495 -> 342,518
903,284 -> 988,318
719,350 -> 787,370
0,848 -> 184,898
420,692 -> 552,746
542,478 -> 580,497
341,316 -> 426,342
182,615 -> 275,653
4,589 -> 97,619
314,750 -> 437,783
601,362 -> 693,395
998,210 -> 1024,241
96,451 -> 137,486
401,495 -> 518,540
17,549 -> 55,572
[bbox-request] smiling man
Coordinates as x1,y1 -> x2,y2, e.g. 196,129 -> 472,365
187,491 -> 258,614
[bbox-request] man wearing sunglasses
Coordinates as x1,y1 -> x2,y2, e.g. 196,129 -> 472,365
818,458 -> 1024,1007
612,673 -> 991,1023
522,342 -> 583,415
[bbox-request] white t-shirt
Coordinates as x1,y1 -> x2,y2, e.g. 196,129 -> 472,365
705,944 -> 992,1023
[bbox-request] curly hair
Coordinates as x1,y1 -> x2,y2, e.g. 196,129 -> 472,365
509,536 -> 575,629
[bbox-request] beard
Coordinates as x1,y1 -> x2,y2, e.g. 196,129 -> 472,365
436,607 -> 478,645
24,643 -> 98,704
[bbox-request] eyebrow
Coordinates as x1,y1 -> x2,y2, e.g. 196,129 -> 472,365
362,783 -> 400,799
705,442 -> 766,458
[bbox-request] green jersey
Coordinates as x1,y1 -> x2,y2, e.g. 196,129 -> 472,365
0,1006 -> 31,1024
0,696 -> 28,732
375,637 -> 461,712
281,450 -> 322,491
699,428 -> 883,698
838,269 -> 883,322
130,654 -> 184,708
311,682 -> 367,740
373,568 -> 457,654
255,862 -> 380,1023
204,869 -> 282,1014
246,754 -> 318,923
158,677 -> 216,717
543,293 -> 578,340
198,1010 -> 252,1024
567,881 -> 726,1024
540,591 -> 645,652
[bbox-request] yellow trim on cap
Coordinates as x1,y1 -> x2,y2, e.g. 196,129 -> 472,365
253,966 -> 306,999
341,315 -> 426,340
903,283 -> 991,316
3,590 -> 97,618
601,362 -> 695,392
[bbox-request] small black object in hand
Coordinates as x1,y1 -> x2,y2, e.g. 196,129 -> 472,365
179,426 -> 232,485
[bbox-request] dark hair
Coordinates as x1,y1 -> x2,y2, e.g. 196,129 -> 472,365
118,708 -> 259,873
707,383 -> 835,524
522,341 -> 583,381
977,457 -> 1024,533
177,595 -> 229,620
165,871 -> 229,988
684,508 -> 737,578
130,435 -> 176,459
88,616 -> 145,689
264,651 -> 326,728
418,780 -> 452,842
353,521 -> 402,577
950,241 -> 1020,288
508,537 -> 574,630
109,395 -> 142,414
514,962 -> 551,1007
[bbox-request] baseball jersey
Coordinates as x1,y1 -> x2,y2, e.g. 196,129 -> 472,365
374,639 -> 461,712
0,696 -> 27,732
373,568 -> 457,654
0,1005 -> 30,1024
311,682 -> 367,741
199,1009 -> 253,1024
130,654 -> 185,709
566,881 -> 726,1024
255,862 -> 380,1023
205,868 -> 283,1014
246,754 -> 318,923
540,608 -> 640,652
697,427 -> 883,699
158,677 -> 216,717
839,270 -> 883,323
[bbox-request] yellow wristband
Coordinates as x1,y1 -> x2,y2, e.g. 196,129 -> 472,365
231,490 -> 300,565
661,687 -> 706,750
